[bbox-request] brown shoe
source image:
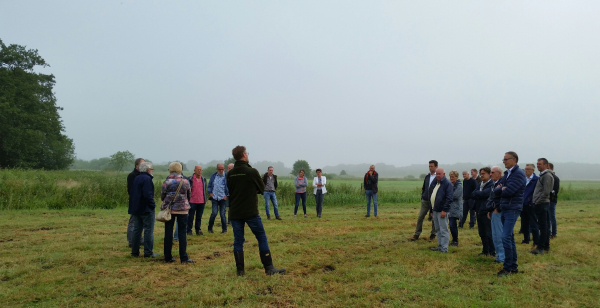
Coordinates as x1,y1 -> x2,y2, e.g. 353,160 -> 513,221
409,235 -> 419,241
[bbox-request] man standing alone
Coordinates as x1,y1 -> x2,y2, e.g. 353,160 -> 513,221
364,165 -> 379,217
263,166 -> 282,220
531,158 -> 554,255
460,171 -> 477,229
127,158 -> 144,247
128,162 -> 159,258
429,168 -> 453,253
208,163 -> 229,234
409,160 -> 438,241
227,146 -> 285,276
495,151 -> 526,277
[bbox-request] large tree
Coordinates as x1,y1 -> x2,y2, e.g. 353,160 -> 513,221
291,160 -> 312,178
107,151 -> 135,172
0,39 -> 74,169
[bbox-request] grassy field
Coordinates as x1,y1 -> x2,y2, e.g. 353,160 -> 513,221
1,201 -> 598,307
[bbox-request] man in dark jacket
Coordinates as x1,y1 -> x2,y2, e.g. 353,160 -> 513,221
488,166 -> 504,263
495,151 -> 526,277
521,164 -> 539,245
460,171 -> 477,229
262,166 -> 281,220
429,168 -> 453,253
127,158 -> 144,247
227,146 -> 285,277
472,167 -> 495,257
128,162 -> 159,258
530,158 -> 554,255
409,160 -> 438,241
364,165 -> 379,217
548,163 -> 560,239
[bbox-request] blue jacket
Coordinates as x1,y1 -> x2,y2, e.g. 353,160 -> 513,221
494,165 -> 526,211
188,174 -> 208,204
472,180 -> 494,214
208,172 -> 229,199
523,173 -> 539,207
128,172 -> 156,216
430,177 -> 453,212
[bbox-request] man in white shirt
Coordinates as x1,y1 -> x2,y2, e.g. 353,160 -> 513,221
410,160 -> 439,241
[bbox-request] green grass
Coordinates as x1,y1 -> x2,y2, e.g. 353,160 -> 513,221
1,201 -> 598,307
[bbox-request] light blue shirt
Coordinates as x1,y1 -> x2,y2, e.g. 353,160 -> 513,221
213,173 -> 226,200
526,174 -> 535,186
506,166 -> 516,179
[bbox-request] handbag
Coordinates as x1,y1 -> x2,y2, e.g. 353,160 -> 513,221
156,178 -> 184,223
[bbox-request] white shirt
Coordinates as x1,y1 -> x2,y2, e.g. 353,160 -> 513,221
526,173 -> 535,186
506,166 -> 516,179
428,173 -> 436,188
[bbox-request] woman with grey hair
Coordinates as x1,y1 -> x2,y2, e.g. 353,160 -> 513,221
161,162 -> 195,263
448,170 -> 463,247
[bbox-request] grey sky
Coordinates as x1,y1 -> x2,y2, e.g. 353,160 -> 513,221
2,1 -> 599,168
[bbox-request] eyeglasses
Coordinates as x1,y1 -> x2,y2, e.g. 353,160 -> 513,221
149,168 -> 154,170
502,157 -> 514,162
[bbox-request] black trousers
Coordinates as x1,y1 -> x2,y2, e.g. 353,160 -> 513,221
521,206 -> 530,242
535,203 -> 550,250
459,199 -> 476,227
477,211 -> 495,255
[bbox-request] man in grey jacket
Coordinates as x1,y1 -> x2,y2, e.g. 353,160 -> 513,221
531,158 -> 554,255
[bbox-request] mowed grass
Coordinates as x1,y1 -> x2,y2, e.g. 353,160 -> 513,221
1,201 -> 599,307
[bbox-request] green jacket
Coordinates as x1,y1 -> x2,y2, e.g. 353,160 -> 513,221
226,160 -> 265,220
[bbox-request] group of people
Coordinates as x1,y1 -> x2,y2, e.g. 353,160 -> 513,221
127,148 -> 560,277
408,152 -> 560,277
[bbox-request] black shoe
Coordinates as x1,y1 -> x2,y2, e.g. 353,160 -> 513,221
530,247 -> 544,255
187,231 -> 193,236
267,215 -> 271,220
259,251 -> 286,275
518,230 -> 523,234
494,260 -> 503,263
497,269 -> 512,277
165,257 -> 176,263
234,251 -> 245,276
430,247 -> 440,251
521,240 -> 530,244
365,215 -> 370,217
469,226 -> 474,229
478,253 -> 489,257
130,253 -> 140,257
409,235 -> 419,242
196,230 -> 203,236
208,229 -> 214,234
221,230 -> 227,234
181,259 -> 196,264
450,241 -> 458,247
550,235 -> 556,239
429,235 -> 436,241
144,253 -> 161,258
276,216 -> 282,221
489,252 -> 497,257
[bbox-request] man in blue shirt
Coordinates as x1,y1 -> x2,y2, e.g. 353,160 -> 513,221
208,163 -> 229,234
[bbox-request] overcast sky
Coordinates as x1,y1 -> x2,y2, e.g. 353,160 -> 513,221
2,1 -> 599,168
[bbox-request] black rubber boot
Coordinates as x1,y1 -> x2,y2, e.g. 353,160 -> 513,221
234,251 -> 245,276
259,251 -> 285,276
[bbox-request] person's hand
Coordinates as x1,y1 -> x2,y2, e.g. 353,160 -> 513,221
210,193 -> 214,198
440,211 -> 446,218
496,183 -> 503,189
487,212 -> 491,220
494,209 -> 500,214
428,212 -> 433,221
223,196 -> 227,201
502,187 -> 506,190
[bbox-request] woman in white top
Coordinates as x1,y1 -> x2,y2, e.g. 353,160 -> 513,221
312,169 -> 327,218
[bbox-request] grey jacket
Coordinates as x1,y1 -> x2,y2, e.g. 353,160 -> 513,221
449,180 -> 463,219
294,177 -> 308,193
533,169 -> 555,205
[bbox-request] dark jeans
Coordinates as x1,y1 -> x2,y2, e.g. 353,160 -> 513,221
231,215 -> 270,252
548,202 -> 557,236
526,204 -> 540,245
477,211 -> 495,254
131,212 -> 155,256
448,217 -> 459,243
535,202 -> 550,250
294,192 -> 307,215
459,199 -> 476,227
187,203 -> 205,233
501,209 -> 520,272
315,190 -> 324,216
164,214 -> 189,261
208,199 -> 227,232
519,207 -> 528,235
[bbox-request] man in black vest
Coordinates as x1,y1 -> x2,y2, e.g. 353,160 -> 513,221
409,160 -> 438,241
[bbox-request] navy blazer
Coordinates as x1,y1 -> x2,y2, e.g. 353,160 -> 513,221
429,177 -> 454,212
128,172 -> 156,216
493,165 -> 526,211
421,173 -> 435,200
472,180 -> 494,214
523,173 -> 539,206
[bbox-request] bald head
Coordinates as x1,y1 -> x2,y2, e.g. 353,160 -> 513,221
228,163 -> 234,171
194,165 -> 203,177
217,163 -> 225,175
491,166 -> 503,181
435,168 -> 445,181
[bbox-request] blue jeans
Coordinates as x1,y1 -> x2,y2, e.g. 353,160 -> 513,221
164,214 -> 189,261
448,217 -> 459,243
294,192 -> 307,215
208,199 -> 227,232
131,211 -> 155,256
264,192 -> 280,217
548,202 -> 557,236
501,209 -> 520,272
315,190 -> 324,216
365,190 -> 378,216
187,203 -> 205,233
491,212 -> 505,262
231,215 -> 270,252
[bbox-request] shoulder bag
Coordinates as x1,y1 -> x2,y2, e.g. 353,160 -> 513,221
156,178 -> 184,223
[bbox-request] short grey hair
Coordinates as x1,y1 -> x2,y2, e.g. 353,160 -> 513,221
139,162 -> 153,173
492,166 -> 503,173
